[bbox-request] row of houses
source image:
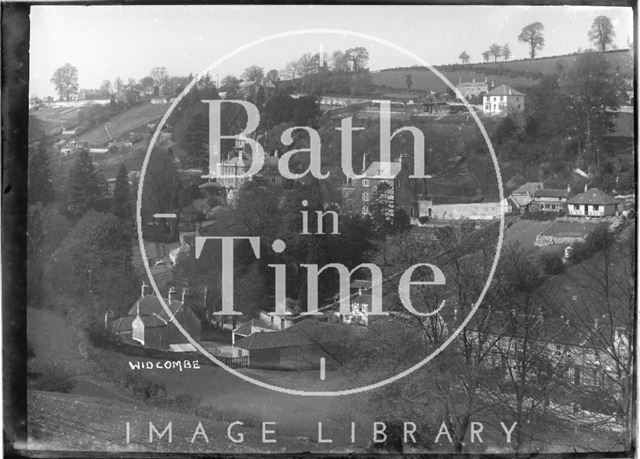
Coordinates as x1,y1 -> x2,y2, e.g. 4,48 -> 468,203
508,182 -> 621,217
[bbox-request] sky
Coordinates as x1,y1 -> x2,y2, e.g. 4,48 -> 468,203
29,4 -> 634,98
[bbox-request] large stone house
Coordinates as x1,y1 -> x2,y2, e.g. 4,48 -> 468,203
566,188 -> 619,217
456,78 -> 489,101
482,84 -> 525,115
342,154 -> 429,220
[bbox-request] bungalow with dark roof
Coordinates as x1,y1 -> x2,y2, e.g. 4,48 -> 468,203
111,284 -> 201,351
234,320 -> 347,370
566,188 -> 619,217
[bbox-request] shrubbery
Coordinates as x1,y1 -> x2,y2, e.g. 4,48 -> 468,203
569,224 -> 613,264
540,251 -> 565,275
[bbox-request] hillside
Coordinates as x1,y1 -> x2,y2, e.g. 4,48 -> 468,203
75,102 -> 170,146
372,49 -> 633,93
31,105 -> 84,134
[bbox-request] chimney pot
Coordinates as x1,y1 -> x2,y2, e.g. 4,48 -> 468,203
168,287 -> 176,302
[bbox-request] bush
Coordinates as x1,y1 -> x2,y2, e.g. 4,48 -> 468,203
570,224 -> 613,264
540,251 -> 565,275
123,373 -> 167,400
31,364 -> 74,393
521,210 -> 558,221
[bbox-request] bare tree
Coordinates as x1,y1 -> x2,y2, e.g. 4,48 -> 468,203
519,22 -> 545,60
489,44 -> 503,62
502,43 -> 512,61
50,63 -> 78,101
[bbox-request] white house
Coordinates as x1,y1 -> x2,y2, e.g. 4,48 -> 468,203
566,188 -> 619,217
482,84 -> 525,115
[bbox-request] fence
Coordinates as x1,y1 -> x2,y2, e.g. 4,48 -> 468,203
218,355 -> 249,369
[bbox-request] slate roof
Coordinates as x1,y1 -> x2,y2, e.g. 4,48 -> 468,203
567,188 -> 619,206
512,182 -> 543,195
363,161 -> 402,179
487,84 -> 524,97
533,189 -> 570,199
235,320 -> 345,351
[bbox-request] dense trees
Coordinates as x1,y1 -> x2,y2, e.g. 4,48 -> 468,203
518,22 -> 545,60
50,63 -> 78,101
588,16 -> 616,52
28,117 -> 54,205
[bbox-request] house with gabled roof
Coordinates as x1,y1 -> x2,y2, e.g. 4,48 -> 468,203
110,284 -> 201,352
567,188 -> 619,217
482,84 -> 525,115
507,182 -> 543,213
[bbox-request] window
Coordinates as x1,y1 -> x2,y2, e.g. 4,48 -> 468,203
593,205 -> 599,211
362,205 -> 369,214
573,205 -> 579,210
362,192 -> 369,202
362,179 -> 369,187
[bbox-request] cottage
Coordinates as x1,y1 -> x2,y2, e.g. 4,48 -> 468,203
507,182 -> 543,213
566,188 -> 619,217
111,284 -> 201,351
530,188 -> 571,213
482,84 -> 525,115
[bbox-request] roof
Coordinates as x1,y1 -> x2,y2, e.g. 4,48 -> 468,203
235,320 -> 345,351
487,84 -> 524,97
567,188 -> 619,206
363,161 -> 402,179
458,81 -> 487,88
533,189 -> 570,199
351,279 -> 372,290
511,182 -> 543,196
126,294 -> 185,323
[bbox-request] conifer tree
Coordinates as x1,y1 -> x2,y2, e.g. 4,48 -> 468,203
112,163 -> 133,223
65,149 -> 100,218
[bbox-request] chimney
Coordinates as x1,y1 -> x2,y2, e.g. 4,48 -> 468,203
361,153 -> 368,173
181,287 -> 188,304
274,148 -> 279,158
472,78 -> 476,83
458,75 -> 461,85
141,282 -> 151,296
508,89 -> 512,95
168,286 -> 176,302
491,80 -> 494,89
584,183 -> 588,192
567,184 -> 571,193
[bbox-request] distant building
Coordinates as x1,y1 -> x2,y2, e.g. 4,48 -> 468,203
110,284 -> 201,352
456,78 -> 489,100
234,320 -> 344,370
483,84 -> 525,115
566,188 -> 619,217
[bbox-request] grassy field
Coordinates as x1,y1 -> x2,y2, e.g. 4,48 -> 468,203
75,103 -> 170,146
372,49 -> 633,93
31,105 -> 83,132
